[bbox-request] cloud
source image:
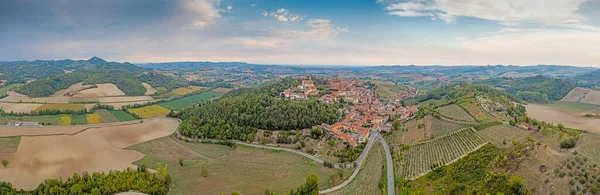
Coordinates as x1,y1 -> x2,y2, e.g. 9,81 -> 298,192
382,0 -> 588,26
270,8 -> 302,22
227,5 -> 232,10
183,0 -> 222,29
262,11 -> 268,17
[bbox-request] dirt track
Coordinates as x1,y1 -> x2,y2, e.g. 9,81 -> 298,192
0,118 -> 179,190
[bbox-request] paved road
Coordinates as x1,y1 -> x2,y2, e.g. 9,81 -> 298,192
378,134 -> 395,195
319,132 -> 378,194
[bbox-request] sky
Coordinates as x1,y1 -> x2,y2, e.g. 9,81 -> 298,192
0,0 -> 599,66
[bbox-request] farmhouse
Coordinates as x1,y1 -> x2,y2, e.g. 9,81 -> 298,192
7,120 -> 21,126
518,122 -> 537,131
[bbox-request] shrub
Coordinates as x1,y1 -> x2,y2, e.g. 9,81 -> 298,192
179,158 -> 184,167
561,138 -> 577,149
1,160 -> 8,167
201,166 -> 208,177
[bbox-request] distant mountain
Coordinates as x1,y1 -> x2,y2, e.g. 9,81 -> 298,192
0,57 -> 149,84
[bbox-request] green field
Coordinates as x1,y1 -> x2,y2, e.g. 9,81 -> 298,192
0,136 -> 20,153
107,110 -> 137,121
0,115 -> 61,125
71,114 -> 87,125
159,91 -> 226,110
407,80 -> 440,91
96,109 -> 119,123
546,101 -> 600,112
0,84 -> 23,95
128,136 -> 340,195
477,125 -> 530,148
430,117 -> 467,137
438,104 -> 475,122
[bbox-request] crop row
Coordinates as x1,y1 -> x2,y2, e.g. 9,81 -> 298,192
397,128 -> 486,179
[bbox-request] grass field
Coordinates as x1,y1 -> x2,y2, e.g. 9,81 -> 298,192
430,117 -> 467,137
438,104 -> 475,122
58,115 -> 71,126
35,104 -> 85,112
546,101 -> 600,112
128,105 -> 170,119
172,86 -> 205,95
476,125 -> 530,148
107,110 -> 138,121
0,136 -> 20,153
373,80 -> 406,100
325,141 -> 384,195
458,98 -> 493,122
159,91 -> 226,110
0,84 -> 23,95
86,113 -> 101,124
0,115 -> 62,125
407,80 -> 440,91
70,114 -> 87,125
129,136 -> 340,195
95,109 -> 119,123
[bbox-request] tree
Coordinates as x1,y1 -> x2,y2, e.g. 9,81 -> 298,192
179,158 -> 184,167
1,160 -> 8,167
201,166 -> 208,177
558,123 -> 565,131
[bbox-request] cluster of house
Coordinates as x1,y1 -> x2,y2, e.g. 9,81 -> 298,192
281,76 -> 320,100
307,77 -> 418,146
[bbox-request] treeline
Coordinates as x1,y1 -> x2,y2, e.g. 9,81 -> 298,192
190,79 -> 234,88
1,108 -> 88,117
0,167 -> 171,194
139,72 -> 188,91
177,93 -> 339,140
477,75 -> 575,102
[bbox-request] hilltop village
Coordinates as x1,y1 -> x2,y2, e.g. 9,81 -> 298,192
283,76 -> 418,146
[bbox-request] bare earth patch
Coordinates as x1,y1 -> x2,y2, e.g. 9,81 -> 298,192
0,102 -> 42,113
212,88 -> 232,93
142,83 -> 157,95
0,118 -> 178,190
526,104 -> 600,133
561,87 -> 600,105
74,83 -> 126,97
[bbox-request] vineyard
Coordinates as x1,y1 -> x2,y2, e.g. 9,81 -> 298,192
397,128 -> 487,179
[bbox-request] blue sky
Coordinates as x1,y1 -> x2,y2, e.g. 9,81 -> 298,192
1,0 -> 599,66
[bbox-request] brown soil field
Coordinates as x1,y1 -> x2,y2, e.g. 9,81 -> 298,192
74,83 -> 126,97
0,118 -> 178,190
1,91 -> 70,104
0,102 -> 42,113
561,87 -> 600,105
526,104 -> 600,133
141,82 -> 157,95
212,88 -> 232,92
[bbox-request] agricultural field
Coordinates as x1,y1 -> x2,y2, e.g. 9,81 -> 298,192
71,114 -> 88,125
457,98 -> 494,121
172,86 -> 205,95
159,91 -> 226,110
429,116 -> 467,138
212,88 -> 232,93
35,104 -> 85,112
397,128 -> 486,179
86,113 -> 101,124
325,141 -> 384,195
0,84 -> 24,95
0,136 -> 20,153
438,104 -> 475,122
561,87 -> 600,105
372,80 -> 406,100
127,105 -> 170,119
0,115 -> 62,125
387,118 -> 425,146
58,115 -> 71,126
74,83 -> 126,97
0,118 -> 178,190
96,109 -> 120,123
128,136 -> 341,195
141,82 -> 158,95
407,80 -> 440,92
108,110 -> 138,121
545,101 -> 600,112
526,103 -> 600,133
0,102 -> 42,113
477,125 -> 531,148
